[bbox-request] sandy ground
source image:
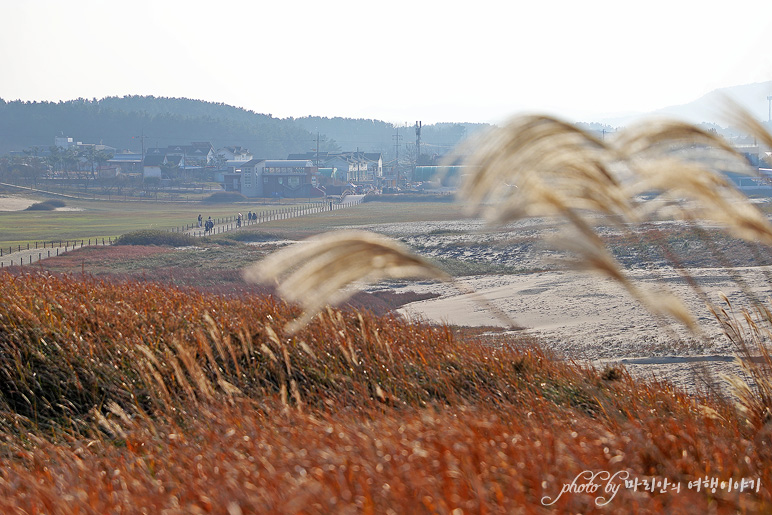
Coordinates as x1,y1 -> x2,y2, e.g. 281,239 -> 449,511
390,268 -> 770,392
0,195 -> 36,211
0,194 -> 81,212
344,217 -> 772,394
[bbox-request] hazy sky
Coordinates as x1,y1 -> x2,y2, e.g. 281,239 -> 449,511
2,0 -> 772,124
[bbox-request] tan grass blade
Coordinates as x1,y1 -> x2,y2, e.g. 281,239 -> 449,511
243,230 -> 451,333
460,110 -> 772,332
461,115 -> 634,224
720,95 -> 772,151
631,158 -> 772,244
611,118 -> 740,159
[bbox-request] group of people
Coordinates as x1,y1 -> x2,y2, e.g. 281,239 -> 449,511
198,214 -> 215,234
237,211 -> 260,227
197,210 -> 261,234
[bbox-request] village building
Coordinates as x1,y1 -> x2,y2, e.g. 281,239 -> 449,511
107,152 -> 142,174
144,142 -> 214,171
141,154 -> 165,179
217,146 -> 253,163
238,159 -> 323,198
287,151 -> 382,184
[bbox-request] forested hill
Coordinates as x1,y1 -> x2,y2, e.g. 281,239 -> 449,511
0,96 -> 331,157
0,96 -> 491,159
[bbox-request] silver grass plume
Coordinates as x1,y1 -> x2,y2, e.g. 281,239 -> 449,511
460,115 -> 635,224
459,111 -> 772,331
243,230 -> 451,333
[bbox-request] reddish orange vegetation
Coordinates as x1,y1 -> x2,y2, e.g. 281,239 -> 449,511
44,244 -> 174,265
0,271 -> 768,513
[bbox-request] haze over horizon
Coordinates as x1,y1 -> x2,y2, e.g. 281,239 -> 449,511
2,1 -> 772,125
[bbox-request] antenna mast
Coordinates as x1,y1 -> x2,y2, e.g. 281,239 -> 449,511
415,121 -> 422,162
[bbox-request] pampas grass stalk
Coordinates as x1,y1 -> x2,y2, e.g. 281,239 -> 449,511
243,230 -> 452,333
460,109 -> 772,332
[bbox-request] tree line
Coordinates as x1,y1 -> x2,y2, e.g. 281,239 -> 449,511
0,96 -> 491,163
0,96 -> 336,158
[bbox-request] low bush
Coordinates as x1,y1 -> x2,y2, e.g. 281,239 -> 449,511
25,199 -> 66,211
114,229 -> 196,246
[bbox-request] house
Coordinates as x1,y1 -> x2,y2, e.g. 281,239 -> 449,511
238,159 -> 323,198
217,146 -> 253,162
142,154 -> 165,179
54,136 -> 78,148
107,152 -> 142,174
144,142 -> 215,170
166,142 -> 214,169
263,160 -> 323,198
239,159 -> 265,197
363,152 -> 383,179
287,151 -> 383,184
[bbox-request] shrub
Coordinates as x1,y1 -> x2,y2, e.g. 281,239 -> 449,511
25,199 -> 67,211
25,202 -> 55,211
114,229 -> 196,246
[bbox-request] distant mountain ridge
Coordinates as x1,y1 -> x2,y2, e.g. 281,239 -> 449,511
602,81 -> 772,128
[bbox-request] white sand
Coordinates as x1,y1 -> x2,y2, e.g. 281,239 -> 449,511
0,195 -> 81,212
0,195 -> 36,211
340,217 -> 772,394
391,266 -> 772,393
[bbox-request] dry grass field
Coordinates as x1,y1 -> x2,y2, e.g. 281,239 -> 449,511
0,272 -> 769,513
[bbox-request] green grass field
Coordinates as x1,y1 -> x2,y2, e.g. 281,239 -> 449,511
251,199 -> 470,238
0,196 -> 472,249
0,197 -> 328,249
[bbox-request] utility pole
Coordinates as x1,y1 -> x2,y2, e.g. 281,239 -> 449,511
415,120 -> 422,164
133,130 -> 148,174
315,131 -> 320,168
393,127 -> 403,187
